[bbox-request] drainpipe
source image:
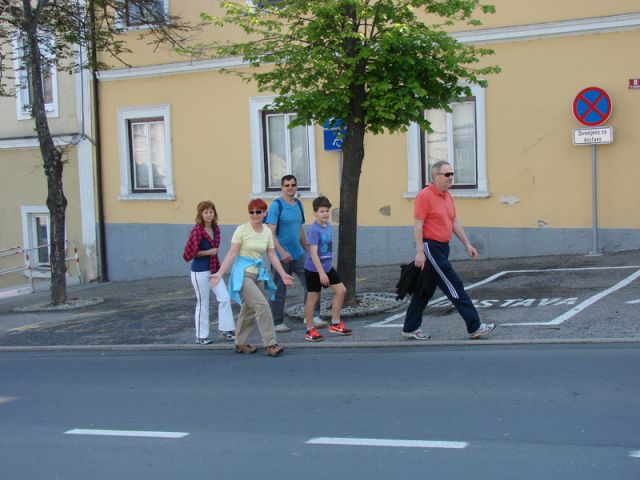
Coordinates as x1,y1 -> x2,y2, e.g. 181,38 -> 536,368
89,0 -> 108,281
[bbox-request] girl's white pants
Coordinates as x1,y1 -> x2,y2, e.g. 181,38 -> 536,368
190,270 -> 235,339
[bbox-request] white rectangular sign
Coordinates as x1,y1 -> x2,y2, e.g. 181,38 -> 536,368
573,126 -> 613,145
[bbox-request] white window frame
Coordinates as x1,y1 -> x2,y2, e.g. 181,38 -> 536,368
117,0 -> 169,30
21,206 -> 53,268
249,96 -> 318,198
12,35 -> 59,121
406,83 -> 488,198
117,104 -> 175,200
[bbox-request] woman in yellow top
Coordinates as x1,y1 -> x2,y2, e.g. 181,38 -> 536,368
210,199 -> 294,357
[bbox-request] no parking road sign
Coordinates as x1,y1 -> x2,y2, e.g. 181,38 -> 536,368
573,87 -> 612,126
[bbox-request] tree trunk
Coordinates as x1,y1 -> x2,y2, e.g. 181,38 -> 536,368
23,5 -> 68,304
337,114 -> 365,306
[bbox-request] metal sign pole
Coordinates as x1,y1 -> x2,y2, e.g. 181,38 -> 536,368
590,144 -> 599,255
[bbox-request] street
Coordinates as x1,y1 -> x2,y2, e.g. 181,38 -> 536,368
1,345 -> 638,479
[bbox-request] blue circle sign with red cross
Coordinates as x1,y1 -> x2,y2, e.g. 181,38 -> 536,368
573,87 -> 612,126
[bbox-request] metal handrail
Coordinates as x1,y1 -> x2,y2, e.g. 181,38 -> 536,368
0,240 -> 82,293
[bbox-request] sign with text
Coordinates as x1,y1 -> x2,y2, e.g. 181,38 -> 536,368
573,126 -> 613,145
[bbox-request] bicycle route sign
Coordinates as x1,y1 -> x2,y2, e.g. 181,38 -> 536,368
573,86 -> 612,126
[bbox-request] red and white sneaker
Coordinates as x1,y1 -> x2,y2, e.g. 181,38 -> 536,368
305,328 -> 325,342
328,321 -> 352,336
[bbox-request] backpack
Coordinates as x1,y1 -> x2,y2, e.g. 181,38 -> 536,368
269,197 -> 305,235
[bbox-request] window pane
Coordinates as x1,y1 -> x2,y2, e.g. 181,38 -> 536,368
149,122 -> 166,188
132,123 -> 150,189
42,70 -> 53,104
35,215 -> 49,265
127,0 -> 164,25
267,115 -> 287,188
424,109 -> 448,168
288,121 -> 310,188
452,101 -> 476,185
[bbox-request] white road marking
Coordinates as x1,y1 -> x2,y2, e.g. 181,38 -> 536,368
626,299 -> 640,305
503,268 -> 640,326
0,396 -> 18,405
630,450 -> 640,458
65,429 -> 188,439
371,266 -> 640,328
306,437 -> 468,449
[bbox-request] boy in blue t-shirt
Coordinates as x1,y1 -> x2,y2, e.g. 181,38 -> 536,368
303,196 -> 352,342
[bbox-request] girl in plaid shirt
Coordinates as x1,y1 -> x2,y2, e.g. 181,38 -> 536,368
183,201 -> 235,344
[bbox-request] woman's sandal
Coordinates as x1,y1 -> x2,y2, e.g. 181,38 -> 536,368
234,344 -> 257,354
265,344 -> 284,357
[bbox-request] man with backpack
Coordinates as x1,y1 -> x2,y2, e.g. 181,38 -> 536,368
266,175 -> 326,332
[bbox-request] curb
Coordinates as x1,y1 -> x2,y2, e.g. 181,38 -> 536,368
0,338 -> 638,353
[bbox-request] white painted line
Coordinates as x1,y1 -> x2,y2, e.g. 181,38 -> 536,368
626,299 -> 640,305
306,437 -> 468,449
503,268 -> 640,326
630,450 -> 640,458
65,429 -> 188,439
0,396 -> 18,405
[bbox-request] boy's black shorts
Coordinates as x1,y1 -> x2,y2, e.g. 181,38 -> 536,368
305,268 -> 341,292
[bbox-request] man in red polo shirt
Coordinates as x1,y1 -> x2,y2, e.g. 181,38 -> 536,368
402,160 -> 496,340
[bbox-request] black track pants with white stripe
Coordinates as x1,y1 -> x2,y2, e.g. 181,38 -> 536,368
403,239 -> 481,334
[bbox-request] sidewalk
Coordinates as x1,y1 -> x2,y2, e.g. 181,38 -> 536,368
0,250 -> 638,350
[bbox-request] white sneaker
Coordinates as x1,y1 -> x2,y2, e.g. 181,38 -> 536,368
469,323 -> 496,339
313,316 -> 328,328
274,323 -> 291,333
401,329 -> 430,340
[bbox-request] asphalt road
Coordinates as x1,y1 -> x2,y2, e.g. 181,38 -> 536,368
1,345 -> 638,479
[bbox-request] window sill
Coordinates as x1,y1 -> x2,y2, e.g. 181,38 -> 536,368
404,190 -> 490,199
118,193 -> 176,201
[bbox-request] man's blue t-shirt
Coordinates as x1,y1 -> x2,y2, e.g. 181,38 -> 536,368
266,198 -> 305,261
304,221 -> 333,273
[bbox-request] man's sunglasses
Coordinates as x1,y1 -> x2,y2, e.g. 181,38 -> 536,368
438,172 -> 455,178
248,210 -> 263,215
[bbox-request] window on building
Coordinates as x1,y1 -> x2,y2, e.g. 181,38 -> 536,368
128,117 -> 167,193
123,0 -> 167,27
21,207 -> 52,267
406,84 -> 487,197
262,111 -> 311,191
420,97 -> 477,188
117,105 -> 174,200
249,96 -> 317,197
13,35 -> 59,120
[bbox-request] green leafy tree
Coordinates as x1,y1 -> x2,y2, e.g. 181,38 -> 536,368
200,0 -> 500,304
0,0 -> 196,304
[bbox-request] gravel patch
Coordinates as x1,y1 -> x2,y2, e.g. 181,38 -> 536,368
285,292 -> 408,319
13,297 -> 104,312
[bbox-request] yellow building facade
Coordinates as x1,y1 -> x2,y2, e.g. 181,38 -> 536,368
96,1 -> 640,280
0,43 -> 98,294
